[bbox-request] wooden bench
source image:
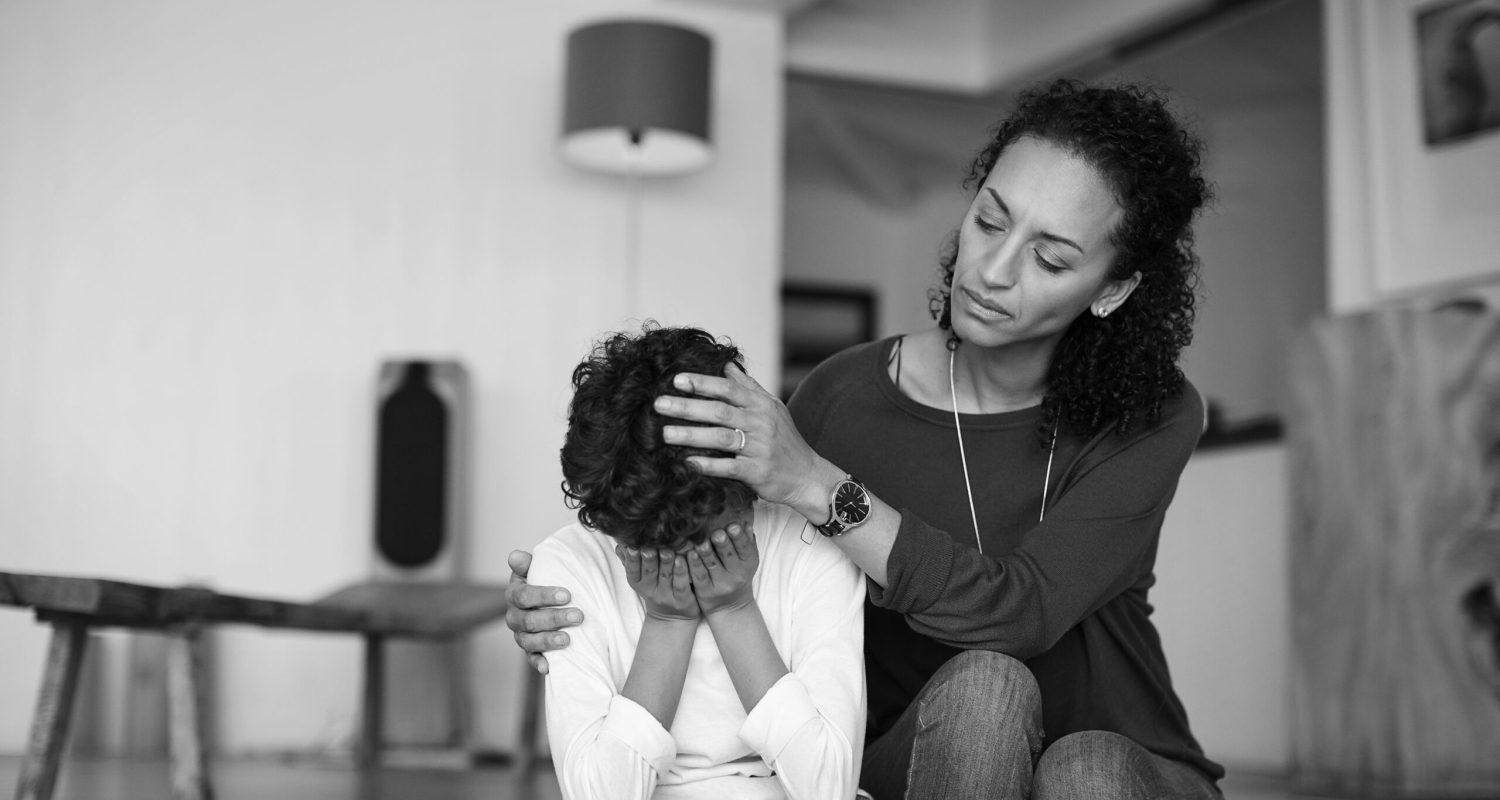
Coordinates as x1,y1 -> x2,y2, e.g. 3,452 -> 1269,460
0,571 -> 544,800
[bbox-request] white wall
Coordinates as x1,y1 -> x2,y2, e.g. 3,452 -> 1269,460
1156,444 -> 1290,774
1180,103 -> 1325,422
0,0 -> 783,755
782,82 -> 997,338
783,177 -> 964,339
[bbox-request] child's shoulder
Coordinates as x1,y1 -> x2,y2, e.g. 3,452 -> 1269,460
532,522 -> 619,585
753,502 -> 856,574
751,502 -> 804,551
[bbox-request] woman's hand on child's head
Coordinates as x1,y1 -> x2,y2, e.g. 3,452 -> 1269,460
686,523 -> 759,616
656,364 -> 824,513
617,544 -> 701,622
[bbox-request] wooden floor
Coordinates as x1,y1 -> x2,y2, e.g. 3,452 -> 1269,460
0,755 -> 564,800
0,754 -> 1348,800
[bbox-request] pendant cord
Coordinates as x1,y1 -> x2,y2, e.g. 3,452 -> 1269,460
949,347 -> 984,553
1040,420 -> 1057,523
949,345 -> 1059,555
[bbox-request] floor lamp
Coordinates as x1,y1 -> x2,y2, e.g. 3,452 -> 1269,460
559,19 -> 715,317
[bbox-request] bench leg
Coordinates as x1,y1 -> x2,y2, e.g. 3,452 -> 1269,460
15,621 -> 89,800
517,665 -> 544,779
446,640 -> 466,750
358,634 -> 385,770
443,639 -> 472,752
167,628 -> 213,800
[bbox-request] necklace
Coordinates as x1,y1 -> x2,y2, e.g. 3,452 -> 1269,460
948,344 -> 1058,554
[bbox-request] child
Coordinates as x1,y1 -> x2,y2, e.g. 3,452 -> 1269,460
530,325 -> 865,799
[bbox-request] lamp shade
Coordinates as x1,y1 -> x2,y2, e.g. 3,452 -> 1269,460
561,20 -> 713,176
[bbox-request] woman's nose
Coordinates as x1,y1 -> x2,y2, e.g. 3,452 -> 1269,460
979,241 -> 1022,288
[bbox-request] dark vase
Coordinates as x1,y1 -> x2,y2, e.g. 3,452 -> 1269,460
375,361 -> 448,569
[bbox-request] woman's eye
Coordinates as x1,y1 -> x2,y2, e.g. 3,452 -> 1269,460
973,214 -> 1004,233
1034,250 -> 1066,273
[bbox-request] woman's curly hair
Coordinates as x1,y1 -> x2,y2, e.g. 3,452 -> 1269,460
930,78 -> 1210,438
560,323 -> 757,550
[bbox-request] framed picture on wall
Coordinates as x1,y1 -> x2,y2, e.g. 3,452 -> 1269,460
1359,0 -> 1500,296
1417,0 -> 1500,145
781,283 -> 876,402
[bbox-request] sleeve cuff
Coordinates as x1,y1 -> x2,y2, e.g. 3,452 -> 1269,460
739,673 -> 822,759
599,694 -> 676,775
865,510 -> 955,614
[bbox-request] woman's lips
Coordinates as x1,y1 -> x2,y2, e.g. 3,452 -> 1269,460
961,287 -> 1011,319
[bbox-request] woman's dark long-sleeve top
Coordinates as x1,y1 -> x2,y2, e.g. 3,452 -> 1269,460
789,336 -> 1224,783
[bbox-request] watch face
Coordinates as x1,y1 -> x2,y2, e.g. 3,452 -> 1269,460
833,480 -> 869,525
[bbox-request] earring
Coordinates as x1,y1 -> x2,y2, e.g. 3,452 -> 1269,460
1095,305 -> 1109,318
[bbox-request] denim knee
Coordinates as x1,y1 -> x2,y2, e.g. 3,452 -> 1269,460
1034,730 -> 1151,800
900,650 -> 1045,797
916,650 -> 1042,746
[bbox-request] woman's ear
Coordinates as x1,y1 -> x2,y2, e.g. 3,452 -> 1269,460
1093,271 -> 1142,317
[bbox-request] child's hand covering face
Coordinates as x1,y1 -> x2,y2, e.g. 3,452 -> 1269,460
617,545 -> 700,621
686,522 -> 758,616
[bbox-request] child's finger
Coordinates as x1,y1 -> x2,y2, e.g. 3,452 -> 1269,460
671,554 -> 693,596
696,539 -> 722,569
686,549 -> 711,587
616,545 -> 642,583
638,548 -> 659,584
729,523 -> 757,562
655,549 -> 679,586
712,528 -> 739,567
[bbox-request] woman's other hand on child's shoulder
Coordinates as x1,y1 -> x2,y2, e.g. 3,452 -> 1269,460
506,549 -> 582,674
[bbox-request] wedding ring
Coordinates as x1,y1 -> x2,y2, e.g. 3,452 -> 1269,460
733,427 -> 747,452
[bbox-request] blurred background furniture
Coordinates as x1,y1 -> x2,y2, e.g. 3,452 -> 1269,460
1,572 -> 513,800
1286,303 -> 1500,797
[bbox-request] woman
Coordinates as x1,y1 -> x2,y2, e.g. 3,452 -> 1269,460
511,79 -> 1222,799
531,325 -> 865,800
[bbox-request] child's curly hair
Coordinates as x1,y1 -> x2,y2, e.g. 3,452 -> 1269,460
560,323 -> 757,549
931,78 -> 1210,439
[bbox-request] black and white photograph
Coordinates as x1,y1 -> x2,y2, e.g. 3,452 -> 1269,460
2,1 -> 1498,799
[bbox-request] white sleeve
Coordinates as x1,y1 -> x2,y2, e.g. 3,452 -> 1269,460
738,535 -> 867,800
531,537 -> 674,800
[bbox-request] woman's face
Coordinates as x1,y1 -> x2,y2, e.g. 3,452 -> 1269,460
950,136 -> 1139,353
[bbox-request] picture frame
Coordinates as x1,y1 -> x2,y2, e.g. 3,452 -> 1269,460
1416,0 -> 1500,145
780,283 -> 877,402
1358,0 -> 1500,296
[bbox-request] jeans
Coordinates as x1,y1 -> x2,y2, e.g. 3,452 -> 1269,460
859,651 -> 1222,800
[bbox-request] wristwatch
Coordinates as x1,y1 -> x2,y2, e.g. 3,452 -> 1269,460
815,475 -> 871,537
